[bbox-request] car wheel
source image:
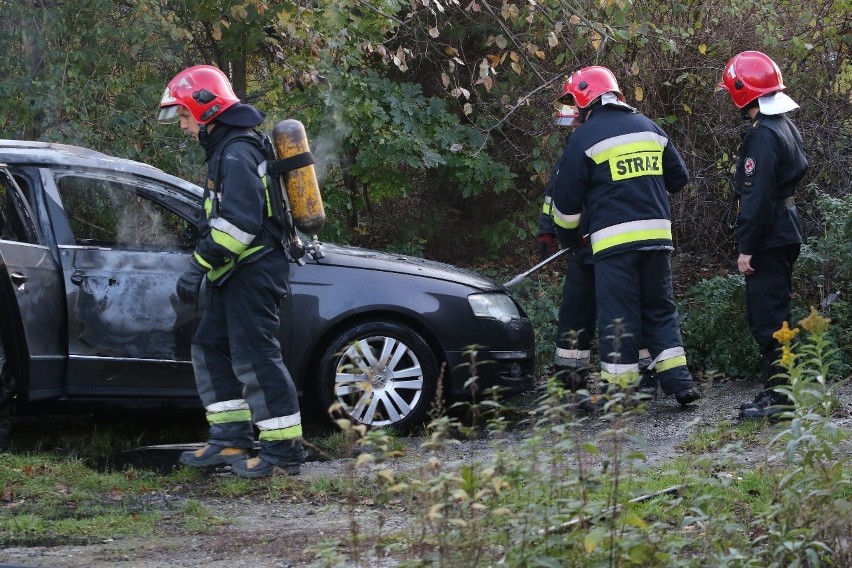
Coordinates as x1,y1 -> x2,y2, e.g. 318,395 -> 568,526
318,321 -> 440,432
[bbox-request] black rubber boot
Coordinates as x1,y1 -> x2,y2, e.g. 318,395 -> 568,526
739,390 -> 792,419
674,387 -> 703,406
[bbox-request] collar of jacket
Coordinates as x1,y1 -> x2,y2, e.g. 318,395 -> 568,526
200,122 -> 237,160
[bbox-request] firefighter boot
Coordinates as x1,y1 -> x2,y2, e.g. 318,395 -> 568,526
231,439 -> 306,478
674,388 -> 703,406
179,444 -> 249,468
230,456 -> 301,478
739,390 -> 792,420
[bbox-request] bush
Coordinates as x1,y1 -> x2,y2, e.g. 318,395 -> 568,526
681,189 -> 852,381
679,274 -> 761,379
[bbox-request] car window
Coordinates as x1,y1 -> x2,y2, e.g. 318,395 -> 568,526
0,170 -> 38,244
56,175 -> 194,249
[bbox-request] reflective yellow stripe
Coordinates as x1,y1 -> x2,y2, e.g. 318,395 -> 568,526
588,140 -> 666,165
585,134 -> 667,182
553,206 -> 581,229
206,245 -> 265,281
258,424 -> 303,441
601,369 -> 641,388
193,252 -> 213,270
204,197 -> 213,216
656,355 -> 687,372
211,229 -> 246,255
590,219 -> 672,254
207,409 -> 252,425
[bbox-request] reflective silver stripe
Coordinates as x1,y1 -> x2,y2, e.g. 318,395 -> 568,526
210,217 -> 256,246
584,131 -> 669,161
210,191 -> 220,202
555,347 -> 590,360
257,161 -> 267,177
543,196 -> 553,205
553,205 -> 581,228
256,413 -> 302,431
601,361 -> 639,374
206,399 -> 250,413
590,219 -> 671,245
649,346 -> 685,370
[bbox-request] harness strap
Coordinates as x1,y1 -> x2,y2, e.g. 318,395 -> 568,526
268,152 -> 315,177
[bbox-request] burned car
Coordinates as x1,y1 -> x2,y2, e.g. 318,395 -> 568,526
0,140 -> 534,435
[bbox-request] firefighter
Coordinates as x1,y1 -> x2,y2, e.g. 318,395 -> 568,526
717,51 -> 807,419
541,104 -> 658,409
551,66 -> 701,406
157,65 -> 305,477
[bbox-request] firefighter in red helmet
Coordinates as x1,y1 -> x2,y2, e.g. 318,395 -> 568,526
717,51 -> 807,419
158,65 -> 306,476
551,65 -> 701,407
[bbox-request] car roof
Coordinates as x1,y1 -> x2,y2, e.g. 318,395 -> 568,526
0,139 -> 199,192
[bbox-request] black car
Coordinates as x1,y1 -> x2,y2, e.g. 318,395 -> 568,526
0,140 -> 534,435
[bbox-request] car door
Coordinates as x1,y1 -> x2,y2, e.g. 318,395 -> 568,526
0,167 -> 65,400
49,170 -> 202,399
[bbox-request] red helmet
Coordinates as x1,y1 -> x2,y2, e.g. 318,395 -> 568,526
157,65 -> 240,125
556,66 -> 624,109
717,51 -> 786,108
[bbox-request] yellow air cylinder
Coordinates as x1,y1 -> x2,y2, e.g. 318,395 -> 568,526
272,119 -> 325,235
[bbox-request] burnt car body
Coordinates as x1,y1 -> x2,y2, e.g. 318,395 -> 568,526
0,140 -> 534,433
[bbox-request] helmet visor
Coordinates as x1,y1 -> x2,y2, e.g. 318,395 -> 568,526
157,105 -> 180,124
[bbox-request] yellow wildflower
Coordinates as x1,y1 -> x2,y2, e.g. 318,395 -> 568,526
772,321 -> 800,345
799,306 -> 830,335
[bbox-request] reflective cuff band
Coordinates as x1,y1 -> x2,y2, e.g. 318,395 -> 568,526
553,205 -> 581,229
256,413 -> 302,431
644,344 -> 688,373
206,399 -> 250,413
555,347 -> 591,367
211,217 -> 255,247
205,399 -> 251,425
193,252 -> 213,270
601,362 -> 640,388
207,409 -> 252,425
258,424 -> 303,441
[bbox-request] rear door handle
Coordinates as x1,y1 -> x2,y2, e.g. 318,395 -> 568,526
70,273 -> 83,286
10,272 -> 28,286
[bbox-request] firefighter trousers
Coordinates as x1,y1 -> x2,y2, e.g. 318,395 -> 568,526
594,250 -> 693,395
745,244 -> 800,388
191,249 -> 304,467
554,250 -> 596,383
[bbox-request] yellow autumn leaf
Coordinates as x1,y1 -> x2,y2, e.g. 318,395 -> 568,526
635,86 -> 644,101
699,43 -> 707,54
591,31 -> 601,51
683,102 -> 692,114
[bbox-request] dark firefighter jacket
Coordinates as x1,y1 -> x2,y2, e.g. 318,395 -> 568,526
552,104 -> 689,260
194,125 -> 276,282
735,113 -> 807,255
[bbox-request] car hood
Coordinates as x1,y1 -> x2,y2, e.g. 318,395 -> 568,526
312,242 -> 501,292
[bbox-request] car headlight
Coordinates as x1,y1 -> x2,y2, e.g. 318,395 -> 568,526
468,293 -> 520,322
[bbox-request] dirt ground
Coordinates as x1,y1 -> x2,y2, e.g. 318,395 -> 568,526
2,379 -> 851,568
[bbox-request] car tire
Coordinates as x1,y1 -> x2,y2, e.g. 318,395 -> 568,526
318,321 -> 440,432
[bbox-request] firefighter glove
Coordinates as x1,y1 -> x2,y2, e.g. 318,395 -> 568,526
538,233 -> 556,260
176,257 -> 207,304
